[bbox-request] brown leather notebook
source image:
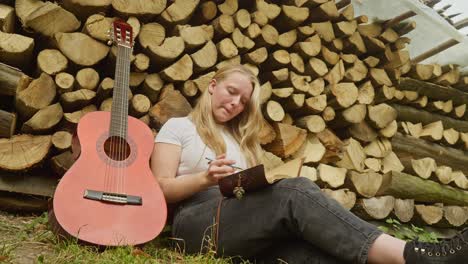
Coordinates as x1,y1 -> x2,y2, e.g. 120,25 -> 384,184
218,158 -> 304,199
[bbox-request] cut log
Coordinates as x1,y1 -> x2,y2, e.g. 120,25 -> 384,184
190,41 -> 217,73
51,130 -> 72,152
364,138 -> 392,158
0,63 -> 31,97
381,170 -> 468,206
0,31 -> 34,69
344,59 -> 367,82
133,53 -> 150,72
295,115 -> 325,133
277,29 -> 297,48
147,37 -> 184,68
112,0 -> 166,20
160,54 -> 193,82
258,119 -> 276,145
364,158 -> 381,172
60,89 -> 96,112
259,82 -> 272,105
21,103 -> 63,134
323,59 -> 344,84
349,121 -> 378,143
440,205 -> 468,227
419,121 -> 443,141
82,14 -> 115,42
217,38 -> 238,59
292,133 -> 325,164
322,188 -> 356,210
50,150 -> 75,176
212,14 -> 235,39
264,100 -> 285,122
218,0 -> 238,16
367,103 -> 397,129
37,49 -> 68,76
129,94 -> 151,117
263,123 -> 307,158
451,171 -> 468,190
393,133 -> 468,179
399,77 -> 468,106
191,1 -> 217,24
309,1 -> 339,22
392,199 -> 414,223
435,165 -> 454,185
410,157 -> 437,179
242,47 -> 267,65
63,105 -> 97,128
159,0 -> 198,27
148,89 -> 192,129
392,104 -> 468,133
75,68 -> 99,90
0,4 -> 14,33
336,138 -> 365,172
15,73 -> 56,120
193,71 -> 215,93
442,128 -> 460,146
274,5 -> 309,32
54,72 -> 74,95
264,49 -> 290,71
353,196 -> 395,220
321,106 -> 335,122
0,134 -> 52,171
0,110 -> 16,138
414,204 -> 443,225
316,163 -> 347,188
347,170 -> 385,198
231,27 -> 255,52
329,82 -> 358,109
55,32 -> 109,67
378,119 -> 398,139
255,0 -> 281,21
316,128 -> 344,164
331,103 -> 367,128
382,151 -> 404,173
61,0 -> 112,21
17,1 -> 80,37
138,22 -> 165,49
292,34 -> 321,58
175,24 -> 213,51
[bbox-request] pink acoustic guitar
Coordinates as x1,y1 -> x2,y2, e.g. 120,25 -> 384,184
49,21 -> 167,246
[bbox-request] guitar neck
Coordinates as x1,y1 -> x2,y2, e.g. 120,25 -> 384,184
110,44 -> 132,138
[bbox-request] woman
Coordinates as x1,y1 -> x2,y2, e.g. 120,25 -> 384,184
151,65 -> 467,264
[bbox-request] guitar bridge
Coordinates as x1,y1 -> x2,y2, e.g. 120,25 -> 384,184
84,189 -> 142,205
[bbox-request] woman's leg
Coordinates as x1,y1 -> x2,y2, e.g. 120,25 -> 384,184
216,177 -> 383,264
254,239 -> 342,264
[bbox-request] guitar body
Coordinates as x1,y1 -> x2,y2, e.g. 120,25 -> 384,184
51,111 -> 167,246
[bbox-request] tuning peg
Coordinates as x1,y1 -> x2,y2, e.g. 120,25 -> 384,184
107,40 -> 113,46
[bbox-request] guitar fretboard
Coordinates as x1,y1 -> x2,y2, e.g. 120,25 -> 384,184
110,44 -> 132,138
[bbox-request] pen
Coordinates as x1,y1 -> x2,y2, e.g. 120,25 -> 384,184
205,157 -> 244,171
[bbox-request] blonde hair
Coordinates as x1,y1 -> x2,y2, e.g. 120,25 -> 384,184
189,65 -> 264,167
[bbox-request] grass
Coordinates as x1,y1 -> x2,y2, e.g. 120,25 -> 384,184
0,211 -> 246,264
1,211 -> 449,264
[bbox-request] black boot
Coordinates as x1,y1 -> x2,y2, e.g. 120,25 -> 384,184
403,228 -> 468,264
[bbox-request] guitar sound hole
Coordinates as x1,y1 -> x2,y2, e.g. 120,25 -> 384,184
104,136 -> 131,161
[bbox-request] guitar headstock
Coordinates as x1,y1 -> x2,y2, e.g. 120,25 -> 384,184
109,20 -> 133,48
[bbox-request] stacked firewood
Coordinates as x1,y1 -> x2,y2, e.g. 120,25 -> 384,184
0,0 -> 467,228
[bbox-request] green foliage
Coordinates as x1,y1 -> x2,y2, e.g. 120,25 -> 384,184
378,218 -> 439,243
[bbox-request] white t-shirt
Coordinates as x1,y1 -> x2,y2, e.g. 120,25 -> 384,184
155,117 -> 247,177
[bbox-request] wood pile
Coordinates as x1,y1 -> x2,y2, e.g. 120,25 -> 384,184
0,0 -> 467,228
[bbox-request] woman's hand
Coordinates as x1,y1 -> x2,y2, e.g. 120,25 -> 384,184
203,153 -> 237,186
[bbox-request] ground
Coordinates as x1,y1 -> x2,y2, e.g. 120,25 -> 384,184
0,211 -> 239,264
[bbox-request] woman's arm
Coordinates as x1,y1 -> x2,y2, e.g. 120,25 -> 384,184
150,142 -> 237,204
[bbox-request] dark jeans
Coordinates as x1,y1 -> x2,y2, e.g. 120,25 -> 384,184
171,178 -> 383,264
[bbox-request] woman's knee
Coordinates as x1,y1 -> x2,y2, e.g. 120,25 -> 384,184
275,177 -> 320,191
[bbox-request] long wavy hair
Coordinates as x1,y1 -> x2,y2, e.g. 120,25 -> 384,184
189,65 -> 264,167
